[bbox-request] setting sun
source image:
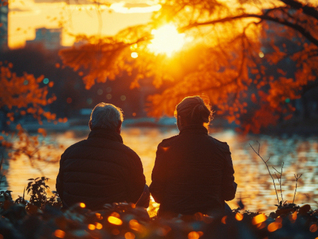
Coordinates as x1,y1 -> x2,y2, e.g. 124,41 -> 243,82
148,24 -> 186,56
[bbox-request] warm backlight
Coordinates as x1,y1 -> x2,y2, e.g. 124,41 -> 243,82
148,24 -> 186,56
252,214 -> 267,225
108,216 -> 123,226
54,229 -> 65,238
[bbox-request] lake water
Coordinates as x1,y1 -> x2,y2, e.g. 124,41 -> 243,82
4,126 -> 318,214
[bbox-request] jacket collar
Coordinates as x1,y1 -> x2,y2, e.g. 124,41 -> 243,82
179,124 -> 208,135
88,128 -> 123,143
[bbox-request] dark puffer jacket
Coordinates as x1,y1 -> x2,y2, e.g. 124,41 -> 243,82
149,125 -> 237,216
56,128 -> 146,210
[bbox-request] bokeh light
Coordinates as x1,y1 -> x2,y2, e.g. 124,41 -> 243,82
54,229 -> 65,238
108,216 -> 123,226
131,52 -> 138,58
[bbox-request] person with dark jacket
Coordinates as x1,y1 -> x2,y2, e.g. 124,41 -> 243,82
149,96 -> 237,217
56,102 -> 149,210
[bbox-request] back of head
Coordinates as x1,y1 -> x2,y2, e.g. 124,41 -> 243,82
175,96 -> 212,126
89,102 -> 123,131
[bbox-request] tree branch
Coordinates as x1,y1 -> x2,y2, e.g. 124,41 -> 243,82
179,12 -> 318,47
280,0 -> 318,20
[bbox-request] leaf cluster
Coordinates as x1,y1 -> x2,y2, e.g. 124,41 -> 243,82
58,0 -> 318,133
0,125 -> 64,173
0,177 -> 61,216
0,62 -> 57,125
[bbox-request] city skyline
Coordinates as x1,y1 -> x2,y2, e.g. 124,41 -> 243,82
7,0 -> 160,49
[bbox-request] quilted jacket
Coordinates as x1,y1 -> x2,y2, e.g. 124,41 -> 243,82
150,125 -> 237,216
56,128 -> 146,210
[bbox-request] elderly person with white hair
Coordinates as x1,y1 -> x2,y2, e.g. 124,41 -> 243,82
56,102 -> 148,210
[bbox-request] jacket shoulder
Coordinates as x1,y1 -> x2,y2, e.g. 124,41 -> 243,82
158,135 -> 178,147
210,137 -> 230,153
61,139 -> 87,156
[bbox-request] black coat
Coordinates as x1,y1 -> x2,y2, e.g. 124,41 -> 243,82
56,128 -> 146,210
149,125 -> 237,216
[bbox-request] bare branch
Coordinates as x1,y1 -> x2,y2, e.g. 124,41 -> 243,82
293,173 -> 302,203
179,12 -> 318,47
250,142 -> 280,204
280,0 -> 318,20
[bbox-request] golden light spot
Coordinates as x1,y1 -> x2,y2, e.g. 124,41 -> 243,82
95,213 -> 102,220
96,222 -> 103,230
54,229 -> 65,238
79,202 -> 86,208
125,232 -> 135,239
259,52 -> 264,58
310,224 -> 318,233
148,24 -> 186,57
289,211 -> 297,223
252,214 -> 267,225
88,224 -> 96,230
129,219 -> 145,233
130,44 -> 138,50
235,212 -> 244,221
162,147 -> 170,152
108,216 -> 123,226
131,52 -> 138,58
221,216 -> 227,224
267,222 -> 282,232
188,231 -> 203,239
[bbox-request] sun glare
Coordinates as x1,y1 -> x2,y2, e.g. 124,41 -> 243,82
148,24 -> 186,57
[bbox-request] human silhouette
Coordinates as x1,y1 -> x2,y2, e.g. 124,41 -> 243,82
150,96 -> 237,217
56,102 -> 149,210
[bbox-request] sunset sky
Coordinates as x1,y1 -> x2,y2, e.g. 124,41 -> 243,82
8,0 -> 160,48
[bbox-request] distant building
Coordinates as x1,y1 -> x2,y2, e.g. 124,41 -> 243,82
26,28 -> 62,50
0,2 -> 8,50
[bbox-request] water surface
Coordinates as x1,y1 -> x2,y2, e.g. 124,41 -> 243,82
5,127 -> 318,214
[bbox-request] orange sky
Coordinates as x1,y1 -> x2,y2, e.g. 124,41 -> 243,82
8,0 -> 160,48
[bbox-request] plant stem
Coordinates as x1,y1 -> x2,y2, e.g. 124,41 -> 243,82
293,174 -> 302,204
250,142 -> 280,205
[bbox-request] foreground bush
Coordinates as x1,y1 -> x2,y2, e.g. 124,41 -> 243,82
0,177 -> 317,238
0,196 -> 318,239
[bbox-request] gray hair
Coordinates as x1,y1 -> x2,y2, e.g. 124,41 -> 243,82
89,102 -> 124,130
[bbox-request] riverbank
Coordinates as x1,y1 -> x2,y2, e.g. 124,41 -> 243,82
264,117 -> 318,136
5,116 -> 318,137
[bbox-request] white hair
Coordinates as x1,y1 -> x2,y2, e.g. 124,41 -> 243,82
89,102 -> 123,130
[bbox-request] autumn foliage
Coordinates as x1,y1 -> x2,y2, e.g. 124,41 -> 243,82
0,62 -> 57,125
59,0 -> 318,133
0,62 -> 62,167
